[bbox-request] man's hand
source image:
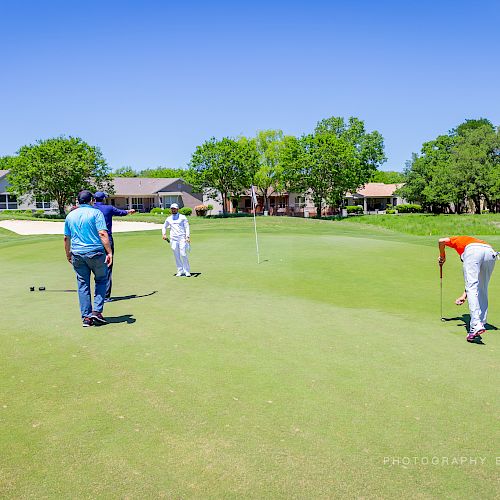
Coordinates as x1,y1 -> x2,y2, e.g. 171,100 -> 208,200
186,236 -> 191,243
66,253 -> 72,264
128,209 -> 136,215
438,255 -> 446,265
105,253 -> 113,268
162,235 -> 170,242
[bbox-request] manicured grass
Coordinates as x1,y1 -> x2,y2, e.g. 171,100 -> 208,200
341,213 -> 500,236
0,217 -> 499,498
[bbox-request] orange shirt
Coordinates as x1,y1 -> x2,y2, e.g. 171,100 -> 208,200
445,236 -> 490,256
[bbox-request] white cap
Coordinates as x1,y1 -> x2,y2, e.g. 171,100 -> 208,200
170,203 -> 179,209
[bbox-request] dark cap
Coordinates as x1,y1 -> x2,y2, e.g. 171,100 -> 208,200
94,191 -> 107,200
77,190 -> 93,204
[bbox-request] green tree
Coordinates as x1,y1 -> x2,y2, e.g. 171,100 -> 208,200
400,119 -> 500,214
139,167 -> 188,178
281,133 -> 359,216
253,129 -> 286,211
451,122 -> 499,213
189,137 -> 258,214
114,166 -> 138,177
8,136 -> 112,215
315,116 -> 386,181
282,116 -> 385,216
370,170 -> 405,183
399,135 -> 459,213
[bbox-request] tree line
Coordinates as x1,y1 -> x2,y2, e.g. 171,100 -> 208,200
1,116 -> 497,216
399,119 -> 500,213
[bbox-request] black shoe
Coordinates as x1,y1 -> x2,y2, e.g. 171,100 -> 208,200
91,312 -> 108,325
82,317 -> 94,327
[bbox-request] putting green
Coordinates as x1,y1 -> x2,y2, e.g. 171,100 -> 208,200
0,218 -> 498,498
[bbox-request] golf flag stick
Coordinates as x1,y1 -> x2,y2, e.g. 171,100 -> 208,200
251,185 -> 260,264
439,262 -> 444,320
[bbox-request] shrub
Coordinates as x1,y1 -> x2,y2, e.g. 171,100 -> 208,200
179,207 -> 192,216
386,209 -> 396,214
195,204 -> 209,216
150,207 -> 171,216
396,204 -> 423,213
346,205 -> 364,214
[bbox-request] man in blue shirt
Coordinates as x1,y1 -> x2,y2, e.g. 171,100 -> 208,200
64,190 -> 113,327
93,191 -> 135,301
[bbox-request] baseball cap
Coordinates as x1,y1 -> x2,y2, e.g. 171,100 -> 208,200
94,191 -> 107,200
170,203 -> 179,209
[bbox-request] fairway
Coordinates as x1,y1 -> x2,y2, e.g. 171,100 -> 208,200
1,218 -> 499,498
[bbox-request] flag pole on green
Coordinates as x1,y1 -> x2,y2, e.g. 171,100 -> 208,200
251,185 -> 260,264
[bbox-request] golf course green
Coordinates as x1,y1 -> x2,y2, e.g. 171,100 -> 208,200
1,217 -> 499,498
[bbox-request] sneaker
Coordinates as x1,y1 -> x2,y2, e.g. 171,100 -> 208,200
175,271 -> 183,277
185,272 -> 191,277
82,317 -> 93,327
91,312 -> 108,325
104,298 -> 113,303
466,332 -> 482,343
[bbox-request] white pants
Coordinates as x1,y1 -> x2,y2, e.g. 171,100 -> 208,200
462,244 -> 497,334
170,238 -> 190,274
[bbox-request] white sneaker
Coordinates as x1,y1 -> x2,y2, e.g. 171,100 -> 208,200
185,272 -> 191,277
175,271 -> 183,277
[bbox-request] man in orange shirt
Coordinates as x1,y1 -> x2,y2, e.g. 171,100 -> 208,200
438,236 -> 498,342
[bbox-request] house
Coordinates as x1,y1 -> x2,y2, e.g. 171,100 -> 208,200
0,170 -> 56,211
0,172 -> 203,213
345,183 -> 405,213
208,183 -> 406,216
106,177 -> 203,212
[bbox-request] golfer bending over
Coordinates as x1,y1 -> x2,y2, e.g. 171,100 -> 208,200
64,190 -> 113,327
162,203 -> 191,277
438,235 -> 498,342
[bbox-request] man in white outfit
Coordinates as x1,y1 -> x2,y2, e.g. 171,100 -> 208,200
438,235 -> 498,343
162,203 -> 191,277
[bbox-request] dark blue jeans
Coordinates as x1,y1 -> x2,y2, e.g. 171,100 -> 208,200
106,236 -> 114,299
72,251 -> 107,319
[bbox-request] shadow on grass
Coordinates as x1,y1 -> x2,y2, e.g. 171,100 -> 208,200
96,314 -> 136,326
441,314 -> 497,345
110,291 -> 158,301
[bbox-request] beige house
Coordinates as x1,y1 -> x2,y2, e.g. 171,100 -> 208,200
0,172 -> 203,213
345,183 -> 405,213
98,177 -> 203,212
211,183 -> 406,217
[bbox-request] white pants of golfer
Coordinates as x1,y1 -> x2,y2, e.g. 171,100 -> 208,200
462,244 -> 497,334
171,238 -> 190,274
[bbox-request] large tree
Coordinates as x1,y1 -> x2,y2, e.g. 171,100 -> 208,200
451,122 -> 499,213
370,170 -> 405,183
8,136 -> 112,215
189,137 -> 258,213
400,118 -> 500,213
282,133 -> 359,216
282,116 -> 385,215
253,129 -> 286,211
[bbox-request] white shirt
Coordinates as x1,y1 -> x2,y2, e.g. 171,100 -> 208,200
162,213 -> 190,239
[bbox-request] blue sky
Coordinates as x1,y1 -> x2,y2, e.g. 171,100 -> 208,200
1,0 -> 499,172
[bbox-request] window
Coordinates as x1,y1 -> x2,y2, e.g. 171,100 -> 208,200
36,197 -> 53,209
132,197 -> 143,210
0,194 -> 18,209
162,195 -> 183,208
294,196 -> 306,209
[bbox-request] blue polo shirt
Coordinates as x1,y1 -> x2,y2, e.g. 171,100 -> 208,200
64,205 -> 108,255
94,202 -> 129,235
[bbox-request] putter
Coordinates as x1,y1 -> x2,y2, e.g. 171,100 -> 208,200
439,263 -> 445,321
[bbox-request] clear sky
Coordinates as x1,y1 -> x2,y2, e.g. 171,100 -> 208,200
1,0 -> 499,172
